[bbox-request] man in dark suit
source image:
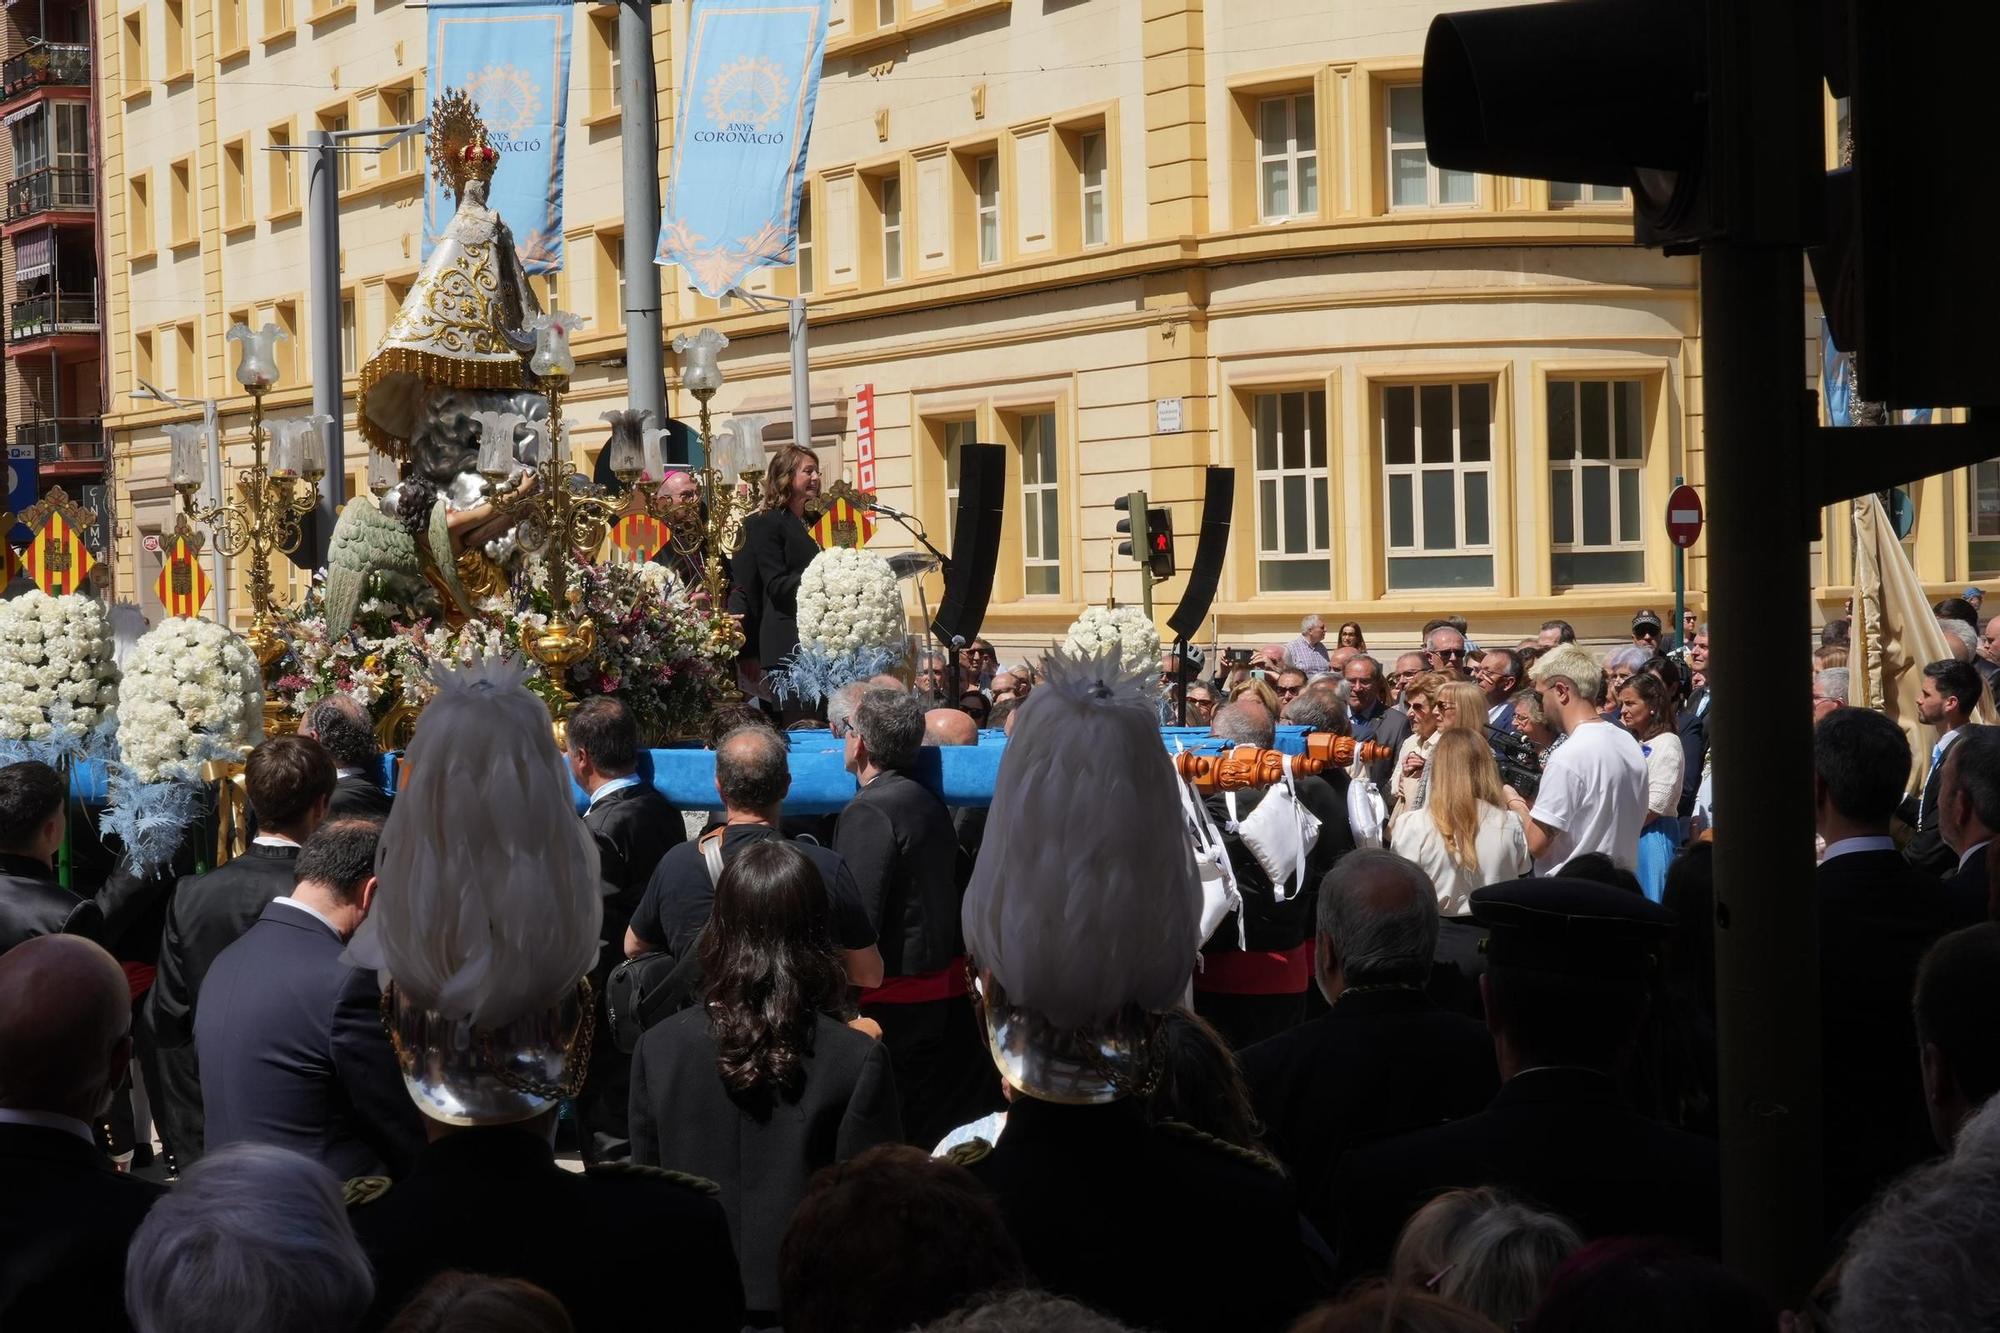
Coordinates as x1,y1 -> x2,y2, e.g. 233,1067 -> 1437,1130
1330,878 -> 1718,1279
567,695 -> 685,1163
302,694 -> 394,822
1239,850 -> 1497,1238
195,817 -> 423,1179
1815,707 -> 1968,1231
1676,626 -> 1710,817
0,934 -> 164,1331
0,761 -> 100,955
838,687 -> 990,1147
1475,647 -> 1521,735
1903,659 -> 1983,878
1344,655 -> 1409,791
144,734 -> 336,1168
1937,724 -> 1998,922
1912,923 -> 2000,1153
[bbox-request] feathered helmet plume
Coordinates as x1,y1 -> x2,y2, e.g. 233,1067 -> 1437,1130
961,648 -> 1201,1030
345,655 -> 602,1028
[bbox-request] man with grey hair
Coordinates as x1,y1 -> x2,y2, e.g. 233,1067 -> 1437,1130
827,681 -> 872,738
1285,614 -> 1331,676
1838,1147 -> 2000,1331
1813,667 -> 1849,724
124,1143 -> 375,1333
301,694 -> 392,821
0,934 -> 164,1330
1940,617 -> 1979,664
1194,702 -> 1353,1048
838,688 -> 991,1145
1425,623 -> 1471,681
1238,850 -> 1497,1241
1282,687 -> 1349,736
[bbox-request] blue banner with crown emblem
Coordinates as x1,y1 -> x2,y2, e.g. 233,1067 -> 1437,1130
657,0 -> 829,297
425,0 -> 572,275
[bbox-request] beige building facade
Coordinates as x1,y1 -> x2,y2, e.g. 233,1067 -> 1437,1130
98,0 -> 1989,657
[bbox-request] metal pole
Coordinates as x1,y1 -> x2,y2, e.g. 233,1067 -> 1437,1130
306,128 -> 343,563
789,297 -> 815,471
1672,472 -> 1686,652
201,397 -> 228,622
619,0 -> 666,436
1704,240 -> 1822,1298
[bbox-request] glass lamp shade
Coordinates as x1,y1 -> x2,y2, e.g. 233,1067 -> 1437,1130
165,422 -> 207,488
267,422 -> 302,480
601,409 -> 651,480
470,410 -> 528,479
717,419 -> 766,482
296,414 -> 332,480
226,321 -> 287,391
524,311 -> 584,380
671,327 -> 729,398
643,427 -> 670,481
367,447 -> 400,495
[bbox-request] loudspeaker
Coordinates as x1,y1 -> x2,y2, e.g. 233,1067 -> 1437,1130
1166,466 -> 1235,643
932,443 -> 1005,651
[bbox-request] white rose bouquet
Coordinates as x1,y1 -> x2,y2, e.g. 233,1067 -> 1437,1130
116,617 -> 265,782
0,591 -> 119,744
774,546 -> 909,704
1063,605 -> 1161,679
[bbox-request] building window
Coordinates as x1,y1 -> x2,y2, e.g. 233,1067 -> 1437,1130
128,174 -> 154,257
340,295 -> 358,374
1547,379 -> 1646,586
796,196 -> 814,295
165,0 -> 191,79
121,12 -> 146,86
880,175 -> 902,282
975,154 -> 1000,266
1252,389 -> 1331,592
598,233 -> 626,329
1079,129 -> 1108,247
878,0 -> 895,25
274,300 -> 300,381
223,140 -> 251,229
1382,382 -> 1494,590
265,0 -> 294,36
218,0 -> 247,53
174,322 -> 199,396
1387,85 -> 1475,209
170,159 -> 194,246
320,110 -> 352,191
383,86 -> 419,178
1019,411 -> 1060,595
134,329 -> 155,386
269,123 -> 297,213
942,418 -> 973,546
589,14 -> 621,118
1550,181 -> 1627,206
1257,93 -> 1318,222
1972,461 -> 2000,577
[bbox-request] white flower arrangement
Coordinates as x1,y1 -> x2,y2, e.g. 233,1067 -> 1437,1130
0,591 -> 119,742
1063,605 -> 1161,679
117,617 -> 265,782
795,547 -> 907,657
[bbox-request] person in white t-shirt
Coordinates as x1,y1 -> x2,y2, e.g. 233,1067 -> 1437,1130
1503,644 -> 1649,874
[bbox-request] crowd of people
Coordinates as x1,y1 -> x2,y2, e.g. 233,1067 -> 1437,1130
2,586 -> 1999,1333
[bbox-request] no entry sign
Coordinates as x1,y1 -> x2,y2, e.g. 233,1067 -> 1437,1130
1666,484 -> 1704,548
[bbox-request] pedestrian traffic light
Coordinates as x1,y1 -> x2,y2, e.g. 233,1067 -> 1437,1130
1146,506 -> 1174,581
1114,490 -> 1149,565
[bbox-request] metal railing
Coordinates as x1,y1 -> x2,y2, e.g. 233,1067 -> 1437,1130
6,167 -> 93,221
16,418 -> 103,462
9,291 -> 98,339
2,44 -> 90,99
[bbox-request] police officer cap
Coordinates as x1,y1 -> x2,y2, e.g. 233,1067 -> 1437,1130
1470,877 -> 1676,978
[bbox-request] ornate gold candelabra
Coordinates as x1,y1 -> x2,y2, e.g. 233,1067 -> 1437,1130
474,311 -> 620,735
168,323 -> 323,737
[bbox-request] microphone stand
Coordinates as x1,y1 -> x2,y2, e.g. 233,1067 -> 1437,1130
874,507 -> 955,698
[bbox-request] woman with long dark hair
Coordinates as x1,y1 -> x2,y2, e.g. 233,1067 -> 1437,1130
630,840 -> 900,1326
1617,671 -> 1683,902
732,443 -> 824,676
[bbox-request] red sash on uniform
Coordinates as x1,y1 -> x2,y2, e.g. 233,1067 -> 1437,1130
1191,942 -> 1312,996
860,955 -> 969,1005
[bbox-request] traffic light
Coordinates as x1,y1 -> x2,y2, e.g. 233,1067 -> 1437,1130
1114,490 -> 1149,564
1146,506 -> 1174,581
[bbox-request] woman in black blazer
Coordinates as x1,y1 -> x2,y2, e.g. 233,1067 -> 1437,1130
731,443 -> 824,671
629,839 -> 900,1326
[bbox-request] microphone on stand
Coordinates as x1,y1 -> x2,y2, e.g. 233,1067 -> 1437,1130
863,498 -> 915,521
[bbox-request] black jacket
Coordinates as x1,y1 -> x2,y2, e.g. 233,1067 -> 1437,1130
0,1121 -> 165,1331
327,772 -> 394,823
1201,774 -> 1353,956
1238,987 -> 1498,1236
630,1007 -> 901,1317
351,1125 -> 744,1332
194,901 -> 425,1180
583,782 -> 686,941
1818,847 -> 1965,1229
835,770 -> 963,976
733,507 -> 820,665
1355,705 -> 1410,791
1942,846 -> 1991,923
1330,1066 -> 1720,1280
1901,746 -> 1960,878
1677,688 -> 1710,817
144,842 -> 303,1161
962,1097 -> 1320,1333
0,852 -> 100,956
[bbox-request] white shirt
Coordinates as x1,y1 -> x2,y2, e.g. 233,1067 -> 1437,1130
1391,801 -> 1531,917
1920,727 -> 1967,827
1820,835 -> 1897,864
335,767 -> 368,781
252,834 -> 299,849
0,1107 -> 94,1145
1958,839 -> 1993,872
272,894 -> 343,938
585,774 -> 643,812
1639,732 -> 1685,820
1528,719 -> 1650,874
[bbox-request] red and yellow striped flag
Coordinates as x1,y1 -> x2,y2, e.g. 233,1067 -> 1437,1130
155,534 -> 211,617
811,497 -> 874,550
609,513 -> 670,563
21,510 -> 93,595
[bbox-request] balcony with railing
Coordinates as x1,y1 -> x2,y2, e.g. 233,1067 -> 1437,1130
16,417 -> 102,463
2,44 -> 91,101
6,167 -> 93,222
9,290 -> 97,341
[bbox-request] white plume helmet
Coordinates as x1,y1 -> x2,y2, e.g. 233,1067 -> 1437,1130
961,647 -> 1201,1029
345,655 -> 602,1028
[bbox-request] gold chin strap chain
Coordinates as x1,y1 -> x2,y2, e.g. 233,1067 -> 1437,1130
377,977 -> 596,1101
201,760 -> 249,867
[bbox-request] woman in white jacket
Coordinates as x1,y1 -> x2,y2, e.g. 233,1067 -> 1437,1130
1391,729 -> 1531,989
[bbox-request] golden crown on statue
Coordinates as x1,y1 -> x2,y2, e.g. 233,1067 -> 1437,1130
428,87 -> 499,199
